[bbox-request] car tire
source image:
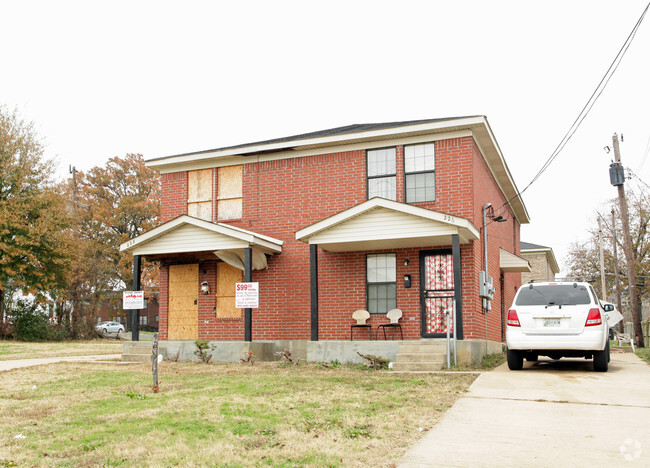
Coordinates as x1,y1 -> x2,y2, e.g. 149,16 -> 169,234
594,342 -> 609,372
507,348 -> 524,370
102,328 -> 108,334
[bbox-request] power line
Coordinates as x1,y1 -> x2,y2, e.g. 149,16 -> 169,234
490,2 -> 650,226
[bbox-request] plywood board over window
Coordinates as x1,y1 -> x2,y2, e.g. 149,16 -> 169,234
168,264 -> 199,340
216,262 -> 242,318
217,165 -> 242,220
188,168 -> 213,221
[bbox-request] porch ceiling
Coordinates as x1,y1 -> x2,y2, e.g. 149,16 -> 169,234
119,215 -> 283,260
295,198 -> 480,252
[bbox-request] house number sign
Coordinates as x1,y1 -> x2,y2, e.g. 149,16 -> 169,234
235,282 -> 259,309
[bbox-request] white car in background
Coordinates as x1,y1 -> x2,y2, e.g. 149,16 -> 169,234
96,321 -> 125,334
506,280 -> 611,372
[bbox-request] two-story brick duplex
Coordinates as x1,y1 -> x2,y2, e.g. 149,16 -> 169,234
121,116 -> 531,364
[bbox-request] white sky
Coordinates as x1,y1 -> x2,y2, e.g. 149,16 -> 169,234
2,0 -> 649,274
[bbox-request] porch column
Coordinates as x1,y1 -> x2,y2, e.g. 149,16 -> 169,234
310,243 -> 319,341
244,247 -> 252,342
131,255 -> 141,342
452,234 -> 463,340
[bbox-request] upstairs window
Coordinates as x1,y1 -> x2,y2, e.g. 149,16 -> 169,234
405,142 -> 435,203
367,148 -> 396,200
217,165 -> 243,220
188,169 -> 213,221
367,253 -> 397,314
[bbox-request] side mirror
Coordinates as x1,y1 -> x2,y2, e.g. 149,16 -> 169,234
603,303 -> 614,312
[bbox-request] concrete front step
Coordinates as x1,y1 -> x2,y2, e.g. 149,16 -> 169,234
122,342 -> 154,362
395,352 -> 446,362
393,340 -> 447,372
122,353 -> 151,363
392,361 -> 444,372
398,343 -> 446,354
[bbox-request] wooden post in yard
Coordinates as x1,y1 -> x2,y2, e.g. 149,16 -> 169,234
152,333 -> 159,393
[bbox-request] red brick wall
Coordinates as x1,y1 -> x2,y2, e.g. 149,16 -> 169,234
156,136 -> 520,343
161,171 -> 188,222
468,139 -> 522,342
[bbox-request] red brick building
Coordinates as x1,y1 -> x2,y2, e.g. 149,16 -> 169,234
121,116 -> 531,364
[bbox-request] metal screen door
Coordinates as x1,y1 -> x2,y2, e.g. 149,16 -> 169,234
421,251 -> 455,336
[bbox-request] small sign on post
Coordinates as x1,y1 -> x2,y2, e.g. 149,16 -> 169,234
236,282 -> 259,308
123,291 -> 145,310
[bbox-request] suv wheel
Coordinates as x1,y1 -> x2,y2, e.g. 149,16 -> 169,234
507,348 -> 524,370
593,341 -> 609,372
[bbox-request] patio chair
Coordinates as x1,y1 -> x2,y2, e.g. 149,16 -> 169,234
376,308 -> 404,340
614,330 -> 636,352
350,309 -> 372,340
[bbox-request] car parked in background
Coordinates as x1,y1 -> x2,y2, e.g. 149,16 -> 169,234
96,321 -> 125,334
506,280 -> 610,372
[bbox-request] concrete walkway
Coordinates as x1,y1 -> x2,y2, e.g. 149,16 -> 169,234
399,352 -> 650,467
0,354 -> 123,372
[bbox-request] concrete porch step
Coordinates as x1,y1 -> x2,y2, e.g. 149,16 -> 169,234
398,343 -> 446,354
393,339 -> 446,372
122,342 -> 154,362
392,361 -> 444,372
121,353 -> 151,363
395,352 -> 446,362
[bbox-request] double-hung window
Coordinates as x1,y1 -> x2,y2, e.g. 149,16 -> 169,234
405,142 -> 435,203
367,253 -> 397,314
367,148 -> 396,200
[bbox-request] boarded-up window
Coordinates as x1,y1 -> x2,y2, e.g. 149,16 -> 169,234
217,165 -> 242,220
188,169 -> 213,221
216,262 -> 242,318
168,264 -> 199,340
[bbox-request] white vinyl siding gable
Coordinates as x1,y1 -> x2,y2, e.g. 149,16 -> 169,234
131,224 -> 249,255
307,207 -> 459,245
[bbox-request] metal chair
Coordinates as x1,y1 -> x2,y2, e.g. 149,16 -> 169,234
376,308 -> 403,340
350,309 -> 372,340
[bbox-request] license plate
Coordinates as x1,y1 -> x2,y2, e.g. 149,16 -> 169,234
543,318 -> 561,327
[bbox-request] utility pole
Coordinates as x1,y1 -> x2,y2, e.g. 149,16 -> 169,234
610,133 -> 644,347
611,208 -> 624,333
598,218 -> 607,302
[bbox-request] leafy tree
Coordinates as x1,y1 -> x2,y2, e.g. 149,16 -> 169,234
76,153 -> 160,291
566,184 -> 650,343
57,154 -> 160,337
0,106 -> 72,325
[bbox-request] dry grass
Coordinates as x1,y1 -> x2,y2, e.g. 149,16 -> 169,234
0,340 -> 123,361
0,360 -> 477,467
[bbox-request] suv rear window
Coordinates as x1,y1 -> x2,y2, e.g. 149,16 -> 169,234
515,284 -> 592,306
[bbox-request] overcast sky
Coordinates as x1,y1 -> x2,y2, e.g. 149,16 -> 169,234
2,0 -> 649,274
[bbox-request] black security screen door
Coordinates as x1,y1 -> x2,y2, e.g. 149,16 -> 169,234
420,250 -> 454,337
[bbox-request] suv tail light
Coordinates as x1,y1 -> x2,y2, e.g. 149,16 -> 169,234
585,308 -> 603,327
507,309 -> 520,327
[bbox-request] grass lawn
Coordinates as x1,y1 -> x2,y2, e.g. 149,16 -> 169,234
636,347 -> 650,364
0,359 -> 477,467
0,340 -> 123,361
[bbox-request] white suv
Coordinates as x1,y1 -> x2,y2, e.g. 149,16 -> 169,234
506,280 -> 610,372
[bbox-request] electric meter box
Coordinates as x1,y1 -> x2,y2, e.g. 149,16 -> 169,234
479,271 -> 495,299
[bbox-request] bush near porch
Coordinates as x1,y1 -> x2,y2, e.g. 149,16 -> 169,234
0,360 -> 476,467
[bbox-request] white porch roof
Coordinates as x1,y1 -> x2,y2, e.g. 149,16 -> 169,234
499,248 -> 532,272
119,215 -> 283,261
295,198 -> 480,252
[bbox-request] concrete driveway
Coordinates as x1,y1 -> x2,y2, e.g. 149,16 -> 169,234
399,351 -> 650,467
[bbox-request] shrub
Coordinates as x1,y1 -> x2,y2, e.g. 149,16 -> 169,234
11,300 -> 68,341
12,300 -> 50,341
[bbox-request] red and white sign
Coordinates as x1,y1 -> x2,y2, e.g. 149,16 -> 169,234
235,282 -> 259,308
123,291 -> 145,310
